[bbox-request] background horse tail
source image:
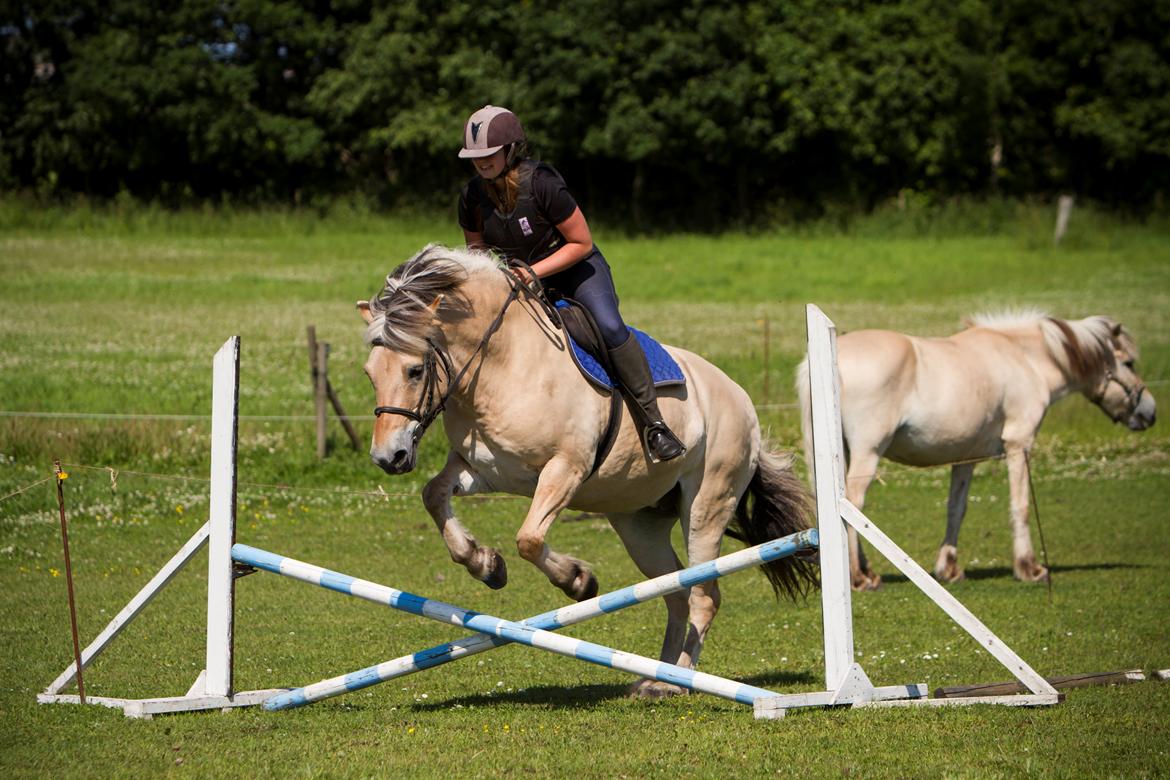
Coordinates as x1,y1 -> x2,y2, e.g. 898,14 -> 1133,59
730,449 -> 819,600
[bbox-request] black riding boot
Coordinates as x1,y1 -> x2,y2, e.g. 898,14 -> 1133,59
608,333 -> 686,462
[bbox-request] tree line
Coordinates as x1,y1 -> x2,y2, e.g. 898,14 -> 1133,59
2,0 -> 1167,226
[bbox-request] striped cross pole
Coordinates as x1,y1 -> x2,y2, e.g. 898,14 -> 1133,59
234,530 -> 818,711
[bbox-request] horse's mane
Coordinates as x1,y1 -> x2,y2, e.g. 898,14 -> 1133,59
365,244 -> 505,352
967,309 -> 1136,383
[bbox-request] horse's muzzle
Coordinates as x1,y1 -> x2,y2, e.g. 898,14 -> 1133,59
1128,394 -> 1157,431
372,444 -> 417,474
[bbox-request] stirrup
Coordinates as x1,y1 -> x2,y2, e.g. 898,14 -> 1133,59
643,422 -> 685,463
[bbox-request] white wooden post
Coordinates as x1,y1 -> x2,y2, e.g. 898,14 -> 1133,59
805,304 -> 854,688
205,336 -> 239,697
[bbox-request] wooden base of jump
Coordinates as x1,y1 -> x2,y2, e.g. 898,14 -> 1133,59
40,306 -> 1063,718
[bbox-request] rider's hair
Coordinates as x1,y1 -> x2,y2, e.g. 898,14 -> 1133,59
483,142 -> 527,213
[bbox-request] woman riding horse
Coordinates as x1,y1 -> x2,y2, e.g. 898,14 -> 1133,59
456,104 -> 685,463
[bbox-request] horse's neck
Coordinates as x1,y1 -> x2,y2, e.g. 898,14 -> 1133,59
1004,325 -> 1081,402
442,277 -> 564,400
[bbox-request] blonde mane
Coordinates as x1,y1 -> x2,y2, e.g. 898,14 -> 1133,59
365,245 -> 505,352
968,309 -> 1136,383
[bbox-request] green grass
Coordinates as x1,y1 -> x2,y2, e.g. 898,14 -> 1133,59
1,201 -> 1168,777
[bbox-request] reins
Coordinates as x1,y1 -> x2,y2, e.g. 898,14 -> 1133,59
372,263 -> 544,441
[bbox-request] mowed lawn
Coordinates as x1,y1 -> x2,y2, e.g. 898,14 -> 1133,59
1,203 -> 1168,777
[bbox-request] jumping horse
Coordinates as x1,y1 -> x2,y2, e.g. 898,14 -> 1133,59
798,311 -> 1156,590
358,245 -> 815,698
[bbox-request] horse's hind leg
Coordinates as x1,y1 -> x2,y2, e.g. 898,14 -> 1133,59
607,511 -> 690,699
624,471 -> 740,698
934,462 -> 974,582
422,451 -> 507,589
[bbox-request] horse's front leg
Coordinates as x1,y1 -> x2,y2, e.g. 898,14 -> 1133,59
515,455 -> 597,601
422,450 -> 507,589
934,462 -> 974,582
1005,446 -> 1048,582
844,451 -> 882,591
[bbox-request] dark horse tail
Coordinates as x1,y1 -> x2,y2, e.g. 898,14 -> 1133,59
728,450 -> 819,600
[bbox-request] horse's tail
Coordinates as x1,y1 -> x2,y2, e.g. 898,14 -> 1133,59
731,449 -> 819,600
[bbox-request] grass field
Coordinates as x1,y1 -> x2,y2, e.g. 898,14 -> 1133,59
1,200 -> 1169,777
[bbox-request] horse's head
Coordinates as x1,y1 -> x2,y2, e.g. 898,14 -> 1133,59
357,245 -> 504,474
1087,320 -> 1156,431
358,296 -> 445,474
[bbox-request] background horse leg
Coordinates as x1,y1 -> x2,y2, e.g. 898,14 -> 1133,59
934,462 -> 974,582
844,451 -> 883,590
422,451 -> 507,589
515,455 -> 597,601
607,511 -> 689,699
1005,446 -> 1049,582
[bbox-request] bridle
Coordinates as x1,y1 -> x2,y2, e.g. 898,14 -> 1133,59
372,263 -> 548,444
1092,367 -> 1147,423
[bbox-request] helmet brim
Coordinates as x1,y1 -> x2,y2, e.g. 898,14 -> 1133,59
458,145 -> 505,159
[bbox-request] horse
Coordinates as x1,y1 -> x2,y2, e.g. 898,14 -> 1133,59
356,245 -> 816,698
797,310 -> 1156,590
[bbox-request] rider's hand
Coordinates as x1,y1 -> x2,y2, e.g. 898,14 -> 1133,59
510,265 -> 536,284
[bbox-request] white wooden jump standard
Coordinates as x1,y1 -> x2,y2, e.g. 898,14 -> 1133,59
750,305 -> 1059,718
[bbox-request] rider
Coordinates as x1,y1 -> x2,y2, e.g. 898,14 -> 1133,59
456,104 -> 685,463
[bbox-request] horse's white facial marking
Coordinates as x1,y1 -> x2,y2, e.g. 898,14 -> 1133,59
366,345 -> 428,474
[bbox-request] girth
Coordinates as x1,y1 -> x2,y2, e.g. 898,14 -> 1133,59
555,295 -> 623,479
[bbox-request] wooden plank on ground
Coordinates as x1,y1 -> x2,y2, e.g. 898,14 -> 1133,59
935,669 -> 1146,699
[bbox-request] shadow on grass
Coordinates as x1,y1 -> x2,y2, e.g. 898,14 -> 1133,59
877,560 -> 1144,585
408,669 -> 819,712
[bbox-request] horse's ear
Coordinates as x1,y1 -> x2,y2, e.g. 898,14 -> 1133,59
357,301 -> 373,324
1111,321 -> 1124,339
428,295 -> 444,316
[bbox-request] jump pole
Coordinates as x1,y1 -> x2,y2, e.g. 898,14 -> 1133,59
262,531 -> 819,710
233,541 -> 821,706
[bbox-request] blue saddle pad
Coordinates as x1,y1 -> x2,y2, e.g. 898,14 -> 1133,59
556,300 -> 685,391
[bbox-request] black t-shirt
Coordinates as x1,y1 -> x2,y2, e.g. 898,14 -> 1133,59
457,162 -> 578,235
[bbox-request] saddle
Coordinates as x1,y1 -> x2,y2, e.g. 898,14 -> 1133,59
553,298 -> 685,477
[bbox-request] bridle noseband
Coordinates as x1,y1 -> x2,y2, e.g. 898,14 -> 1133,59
372,266 -> 537,443
1093,368 -> 1147,423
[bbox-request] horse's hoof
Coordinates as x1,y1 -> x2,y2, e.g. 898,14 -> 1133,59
481,551 -> 508,590
565,566 -> 598,602
851,571 -> 882,591
935,566 -> 966,584
1016,565 -> 1049,583
628,679 -> 688,700
1014,556 -> 1048,583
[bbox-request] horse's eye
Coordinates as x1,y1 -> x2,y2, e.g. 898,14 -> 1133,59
407,364 -> 425,380
1123,359 -> 1135,370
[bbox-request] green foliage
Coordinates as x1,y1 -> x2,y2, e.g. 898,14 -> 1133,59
2,0 -> 1168,220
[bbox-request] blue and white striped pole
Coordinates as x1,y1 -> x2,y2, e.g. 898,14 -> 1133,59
237,529 -> 817,711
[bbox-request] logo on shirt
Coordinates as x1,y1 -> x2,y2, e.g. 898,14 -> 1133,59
470,122 -> 482,143
518,216 -> 533,236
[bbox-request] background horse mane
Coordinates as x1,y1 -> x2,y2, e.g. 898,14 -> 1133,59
966,309 -> 1137,384
365,244 -> 502,352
